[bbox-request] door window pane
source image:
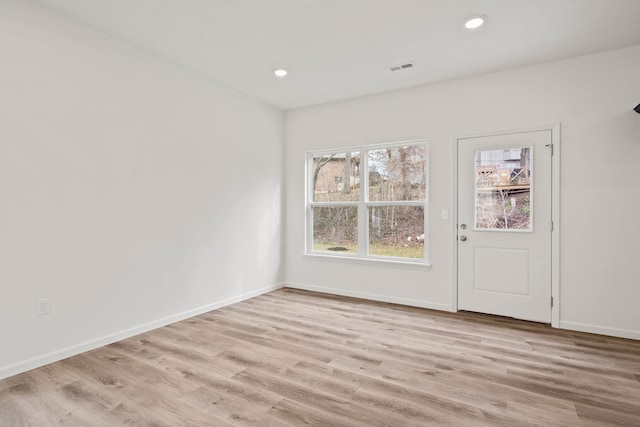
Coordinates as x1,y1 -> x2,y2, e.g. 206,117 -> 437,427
312,206 -> 358,253
475,147 -> 532,230
369,206 -> 424,258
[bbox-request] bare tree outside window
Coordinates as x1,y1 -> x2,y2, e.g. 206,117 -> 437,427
311,152 -> 360,252
312,152 -> 360,202
312,206 -> 358,253
369,146 -> 426,202
367,146 -> 426,258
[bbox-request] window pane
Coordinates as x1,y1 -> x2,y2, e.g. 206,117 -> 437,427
312,206 -> 358,253
475,147 -> 532,230
369,145 -> 426,201
369,206 -> 424,259
312,152 -> 360,202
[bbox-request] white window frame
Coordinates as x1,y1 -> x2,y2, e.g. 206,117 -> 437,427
306,139 -> 429,265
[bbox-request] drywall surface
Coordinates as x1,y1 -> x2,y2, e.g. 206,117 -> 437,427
285,44 -> 640,339
0,0 -> 284,378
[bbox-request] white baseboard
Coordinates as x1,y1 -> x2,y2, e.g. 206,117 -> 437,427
7,283 -> 635,382
285,282 -> 453,312
559,320 -> 640,341
0,283 -> 284,381
286,285 -> 639,342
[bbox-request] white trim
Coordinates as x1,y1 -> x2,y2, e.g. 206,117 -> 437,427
306,138 -> 427,158
451,137 -> 459,312
359,147 -> 369,257
0,283 -> 284,381
305,152 -> 311,254
453,124 -> 561,326
304,252 -> 432,269
550,124 -> 561,328
559,321 -> 640,341
309,202 -> 360,207
286,282 -> 452,312
360,201 -> 425,207
455,124 -> 560,141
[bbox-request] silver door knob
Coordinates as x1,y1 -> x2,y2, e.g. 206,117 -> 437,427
459,235 -> 467,241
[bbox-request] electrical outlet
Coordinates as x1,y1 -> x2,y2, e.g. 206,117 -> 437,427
37,298 -> 50,316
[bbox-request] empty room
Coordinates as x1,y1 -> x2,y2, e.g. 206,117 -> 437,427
1,0 -> 640,425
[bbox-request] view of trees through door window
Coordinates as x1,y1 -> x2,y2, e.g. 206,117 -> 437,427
475,147 -> 532,230
309,142 -> 427,262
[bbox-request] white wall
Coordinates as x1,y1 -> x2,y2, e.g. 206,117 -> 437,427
0,0 -> 284,379
285,45 -> 640,340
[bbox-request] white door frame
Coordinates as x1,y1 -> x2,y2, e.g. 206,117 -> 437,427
451,124 -> 560,327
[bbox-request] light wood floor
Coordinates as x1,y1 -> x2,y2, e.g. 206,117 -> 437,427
1,289 -> 639,426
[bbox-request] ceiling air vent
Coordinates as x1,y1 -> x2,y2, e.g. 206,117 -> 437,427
388,62 -> 415,72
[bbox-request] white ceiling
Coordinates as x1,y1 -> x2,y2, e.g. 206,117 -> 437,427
34,0 -> 640,110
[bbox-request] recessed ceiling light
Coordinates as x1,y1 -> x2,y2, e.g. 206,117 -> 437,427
464,14 -> 487,30
273,68 -> 288,78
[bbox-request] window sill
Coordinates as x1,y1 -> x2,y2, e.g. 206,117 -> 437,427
304,252 -> 432,270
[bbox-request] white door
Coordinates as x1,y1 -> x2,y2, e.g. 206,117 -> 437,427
457,130 -> 553,323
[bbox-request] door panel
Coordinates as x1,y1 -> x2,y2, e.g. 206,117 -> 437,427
457,130 -> 552,323
474,247 -> 531,295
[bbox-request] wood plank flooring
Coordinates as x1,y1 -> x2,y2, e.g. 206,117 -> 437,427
1,288 -> 639,426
